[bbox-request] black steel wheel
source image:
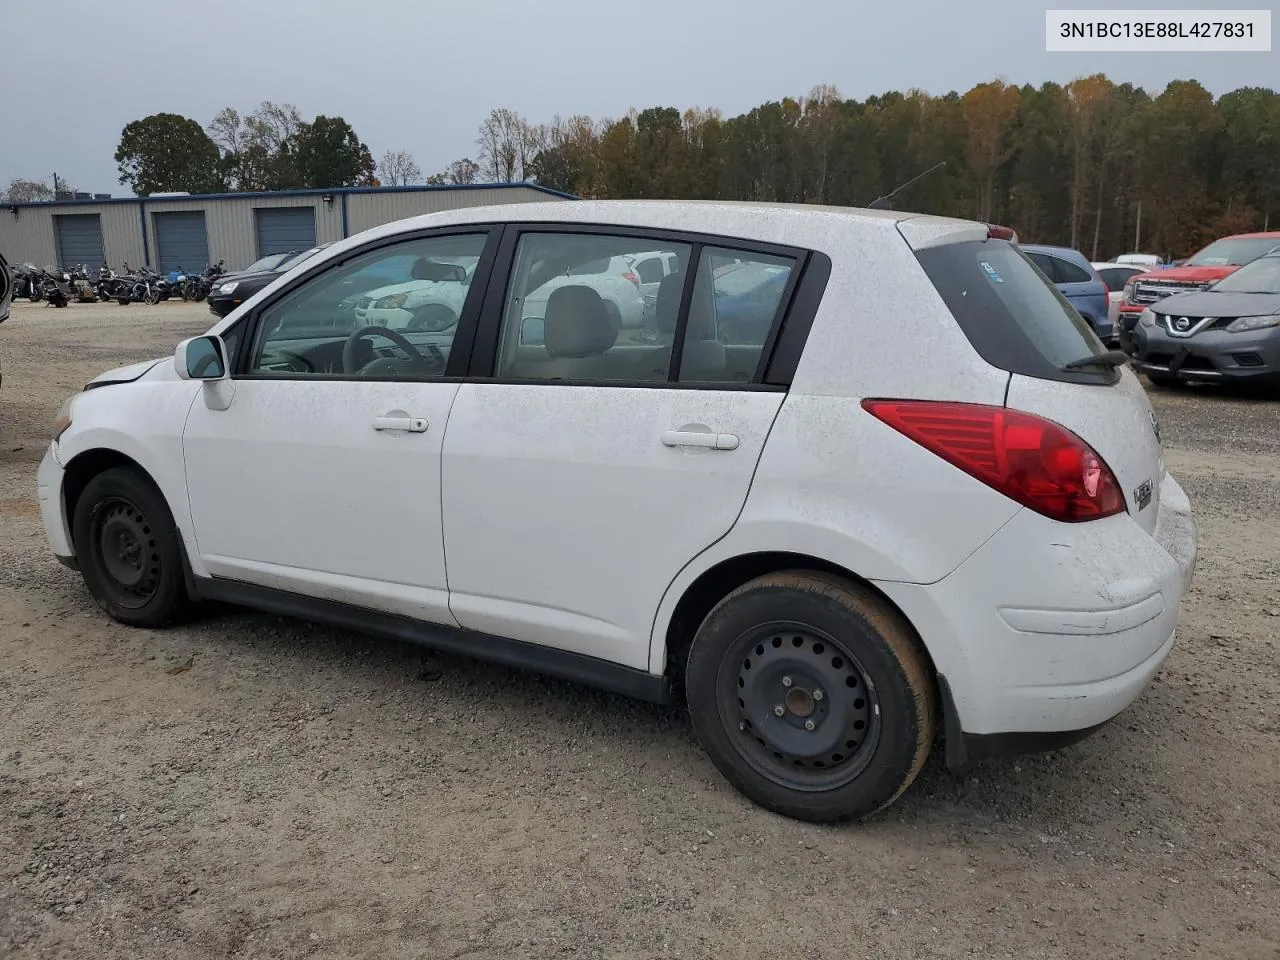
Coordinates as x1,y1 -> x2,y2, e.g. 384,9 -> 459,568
724,623 -> 881,790
686,571 -> 935,823
92,498 -> 162,608
72,467 -> 190,628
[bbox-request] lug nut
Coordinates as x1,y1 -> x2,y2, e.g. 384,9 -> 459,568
782,676 -> 793,687
774,705 -> 785,716
804,719 -> 816,731
813,689 -> 824,701
739,721 -> 747,731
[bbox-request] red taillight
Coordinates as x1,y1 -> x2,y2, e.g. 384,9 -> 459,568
622,270 -> 640,288
861,400 -> 1125,523
986,224 -> 1018,242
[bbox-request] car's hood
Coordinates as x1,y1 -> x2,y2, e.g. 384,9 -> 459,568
215,269 -> 280,288
1154,289 -> 1280,318
1132,264 -> 1239,283
85,358 -> 164,389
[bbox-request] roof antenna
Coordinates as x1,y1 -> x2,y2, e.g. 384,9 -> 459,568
866,161 -> 947,211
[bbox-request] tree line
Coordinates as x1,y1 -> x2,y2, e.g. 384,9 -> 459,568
8,75 -> 1278,260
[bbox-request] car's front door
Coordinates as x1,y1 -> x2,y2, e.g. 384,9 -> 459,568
181,228 -> 497,623
440,227 -> 806,670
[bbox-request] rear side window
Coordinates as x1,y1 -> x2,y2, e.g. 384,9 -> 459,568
916,239 -> 1115,385
1053,258 -> 1093,284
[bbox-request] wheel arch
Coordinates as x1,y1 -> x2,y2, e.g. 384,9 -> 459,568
655,550 -> 939,698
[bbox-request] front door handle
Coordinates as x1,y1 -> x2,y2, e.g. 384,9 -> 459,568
662,430 -> 739,451
373,416 -> 428,433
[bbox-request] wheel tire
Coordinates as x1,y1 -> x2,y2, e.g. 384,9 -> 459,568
72,467 -> 190,628
685,571 -> 936,824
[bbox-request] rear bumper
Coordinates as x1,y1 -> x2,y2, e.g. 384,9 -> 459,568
877,472 -> 1196,760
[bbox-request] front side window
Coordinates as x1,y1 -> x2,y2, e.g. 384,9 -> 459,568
246,233 -> 487,378
496,233 -> 691,382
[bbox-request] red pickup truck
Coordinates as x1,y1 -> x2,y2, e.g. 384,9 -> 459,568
1116,231 -> 1280,349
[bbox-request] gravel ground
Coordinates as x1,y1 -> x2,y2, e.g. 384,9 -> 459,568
1,299 -> 1278,960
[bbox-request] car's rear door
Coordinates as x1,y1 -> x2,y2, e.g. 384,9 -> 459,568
439,225 -> 816,670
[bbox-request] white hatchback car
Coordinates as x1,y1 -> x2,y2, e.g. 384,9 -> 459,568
37,201 -> 1197,823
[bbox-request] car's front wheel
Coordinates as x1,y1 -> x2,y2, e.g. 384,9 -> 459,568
72,467 -> 190,628
685,571 -> 935,823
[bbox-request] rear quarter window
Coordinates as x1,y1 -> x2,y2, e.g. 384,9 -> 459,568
915,239 -> 1116,385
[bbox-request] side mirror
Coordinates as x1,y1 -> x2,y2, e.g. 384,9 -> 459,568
519,316 -> 545,347
175,335 -> 229,381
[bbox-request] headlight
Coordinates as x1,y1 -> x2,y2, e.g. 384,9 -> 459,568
218,281 -> 239,295
373,293 -> 408,310
1226,314 -> 1280,333
1139,308 -> 1156,328
53,395 -> 75,441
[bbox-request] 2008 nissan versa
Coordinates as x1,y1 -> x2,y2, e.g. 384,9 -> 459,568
37,200 -> 1197,823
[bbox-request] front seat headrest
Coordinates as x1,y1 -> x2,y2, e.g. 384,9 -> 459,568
544,285 -> 617,358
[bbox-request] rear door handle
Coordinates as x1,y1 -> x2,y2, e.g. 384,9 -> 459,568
662,430 -> 739,451
373,416 -> 428,433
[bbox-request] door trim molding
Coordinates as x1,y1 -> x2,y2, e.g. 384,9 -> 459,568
189,575 -> 675,705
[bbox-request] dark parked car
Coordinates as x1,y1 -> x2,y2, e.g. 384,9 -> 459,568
1,251 -> 10,388
1020,244 -> 1113,343
1131,248 -> 1280,387
207,244 -> 335,318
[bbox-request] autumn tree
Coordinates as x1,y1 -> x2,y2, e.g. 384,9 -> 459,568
4,179 -> 57,202
207,102 -> 305,191
476,108 -> 542,182
285,116 -> 378,188
115,113 -> 222,195
426,158 -> 481,185
379,149 -> 422,186
962,81 -> 1020,222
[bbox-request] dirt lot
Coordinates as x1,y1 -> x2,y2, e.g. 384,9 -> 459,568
1,299 -> 1278,960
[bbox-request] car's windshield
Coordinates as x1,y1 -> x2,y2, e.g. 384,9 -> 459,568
1210,253 -> 1280,294
243,253 -> 290,273
1187,237 -> 1280,267
277,246 -> 325,271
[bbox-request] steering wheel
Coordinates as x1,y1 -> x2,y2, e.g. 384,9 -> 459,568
341,325 -> 443,376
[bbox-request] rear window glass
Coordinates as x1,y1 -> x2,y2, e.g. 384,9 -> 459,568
916,239 -> 1113,384
567,257 -> 611,275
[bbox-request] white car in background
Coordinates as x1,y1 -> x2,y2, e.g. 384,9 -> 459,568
1092,262 -> 1148,345
353,257 -> 479,332
521,254 -> 647,329
630,250 -> 682,324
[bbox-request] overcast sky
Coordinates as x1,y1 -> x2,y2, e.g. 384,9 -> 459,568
1,0 -> 1275,196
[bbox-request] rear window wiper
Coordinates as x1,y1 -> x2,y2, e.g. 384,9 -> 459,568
1062,350 -> 1130,371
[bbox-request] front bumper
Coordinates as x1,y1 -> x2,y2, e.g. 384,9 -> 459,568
1132,323 -> 1280,383
36,442 -> 76,564
207,295 -> 240,318
876,472 -> 1197,764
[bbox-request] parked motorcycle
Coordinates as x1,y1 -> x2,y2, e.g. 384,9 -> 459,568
181,259 -> 225,302
94,265 -> 118,301
68,263 -> 98,302
13,263 -> 44,302
41,266 -> 72,308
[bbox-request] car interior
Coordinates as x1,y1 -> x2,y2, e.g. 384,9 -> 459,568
498,238 -> 793,384
241,232 -> 794,383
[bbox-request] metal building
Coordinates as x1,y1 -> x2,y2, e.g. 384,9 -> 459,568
0,183 -> 574,273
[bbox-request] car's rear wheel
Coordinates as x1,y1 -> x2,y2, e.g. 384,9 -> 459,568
685,571 -> 935,823
72,467 -> 190,628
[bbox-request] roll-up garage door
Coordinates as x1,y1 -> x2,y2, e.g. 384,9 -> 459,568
255,207 -> 317,257
154,211 -> 210,275
54,214 -> 105,269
